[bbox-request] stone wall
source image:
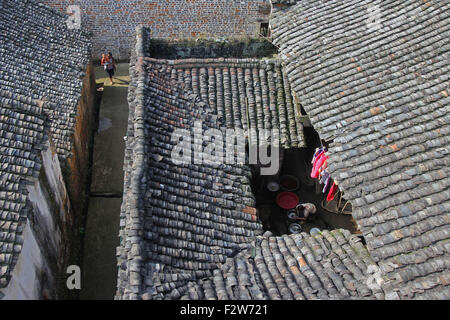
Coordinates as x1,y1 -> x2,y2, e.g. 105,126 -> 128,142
148,38 -> 277,59
41,0 -> 272,60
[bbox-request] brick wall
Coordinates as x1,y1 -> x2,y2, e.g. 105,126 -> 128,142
41,0 -> 271,60
66,62 -> 96,219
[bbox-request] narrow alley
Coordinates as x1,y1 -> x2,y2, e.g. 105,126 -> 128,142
80,64 -> 130,300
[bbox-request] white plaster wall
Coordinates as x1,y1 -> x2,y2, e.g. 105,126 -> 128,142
25,141 -> 70,263
26,172 -> 62,258
1,141 -> 71,299
1,223 -> 47,300
41,140 -> 69,224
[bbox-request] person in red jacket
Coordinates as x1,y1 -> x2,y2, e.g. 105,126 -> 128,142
101,52 -> 116,85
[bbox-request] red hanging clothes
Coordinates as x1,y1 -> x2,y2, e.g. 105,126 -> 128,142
311,148 -> 324,164
326,182 -> 338,201
318,158 -> 328,178
311,152 -> 328,179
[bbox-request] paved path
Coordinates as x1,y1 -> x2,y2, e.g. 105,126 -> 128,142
80,63 -> 129,300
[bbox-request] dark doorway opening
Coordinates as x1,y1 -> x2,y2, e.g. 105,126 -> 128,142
260,23 -> 270,38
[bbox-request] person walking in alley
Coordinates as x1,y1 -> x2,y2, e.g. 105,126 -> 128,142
101,52 -> 117,85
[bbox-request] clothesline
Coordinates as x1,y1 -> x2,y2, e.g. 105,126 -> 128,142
310,147 -> 338,202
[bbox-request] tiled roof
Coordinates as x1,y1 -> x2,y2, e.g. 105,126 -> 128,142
116,27 -> 264,300
0,0 -> 91,295
270,0 -> 450,299
0,90 -> 48,291
140,57 -> 305,149
117,26 -> 387,301
181,229 -> 383,300
0,0 -> 91,160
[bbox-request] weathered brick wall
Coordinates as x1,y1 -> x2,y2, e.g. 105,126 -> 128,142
41,0 -> 271,60
66,62 -> 96,219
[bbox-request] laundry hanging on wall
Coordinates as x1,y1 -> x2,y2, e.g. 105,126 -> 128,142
310,147 -> 338,202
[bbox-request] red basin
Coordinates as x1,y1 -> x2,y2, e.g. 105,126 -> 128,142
276,192 -> 299,209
